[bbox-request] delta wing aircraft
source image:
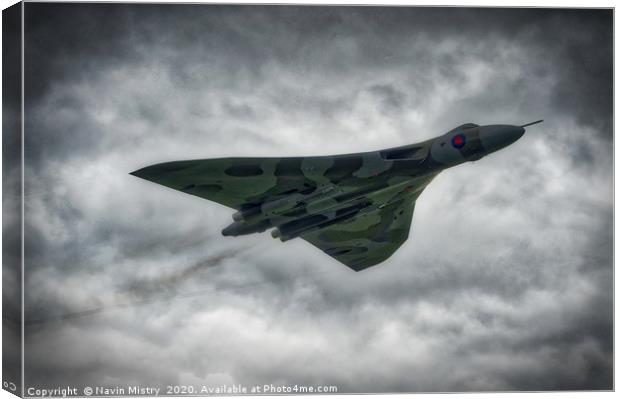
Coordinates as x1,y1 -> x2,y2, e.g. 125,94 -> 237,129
131,120 -> 542,271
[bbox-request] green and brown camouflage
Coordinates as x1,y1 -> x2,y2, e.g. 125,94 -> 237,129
131,121 -> 542,271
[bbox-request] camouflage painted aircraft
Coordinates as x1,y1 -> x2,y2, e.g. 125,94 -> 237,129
131,120 -> 543,271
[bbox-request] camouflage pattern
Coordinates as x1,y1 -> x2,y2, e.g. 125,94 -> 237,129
132,122 -> 536,271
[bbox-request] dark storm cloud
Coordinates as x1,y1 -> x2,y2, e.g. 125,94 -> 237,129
20,3 -> 612,393
23,6 -> 612,161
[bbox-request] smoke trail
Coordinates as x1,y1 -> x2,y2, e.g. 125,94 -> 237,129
24,244 -> 332,327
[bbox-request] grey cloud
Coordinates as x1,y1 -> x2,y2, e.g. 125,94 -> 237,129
19,3 -> 612,393
367,84 -> 407,113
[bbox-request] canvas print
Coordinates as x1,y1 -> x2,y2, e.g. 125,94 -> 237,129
2,2 -> 613,396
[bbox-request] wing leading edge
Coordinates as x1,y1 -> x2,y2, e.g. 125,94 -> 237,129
131,157 -> 327,210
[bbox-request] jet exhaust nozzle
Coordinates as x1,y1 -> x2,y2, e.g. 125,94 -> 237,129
222,220 -> 270,236
232,211 -> 244,222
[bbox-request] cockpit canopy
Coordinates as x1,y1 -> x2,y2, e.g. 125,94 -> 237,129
458,123 -> 480,130
447,123 -> 480,135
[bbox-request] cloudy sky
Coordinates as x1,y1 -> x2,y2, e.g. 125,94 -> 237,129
18,3 -> 612,393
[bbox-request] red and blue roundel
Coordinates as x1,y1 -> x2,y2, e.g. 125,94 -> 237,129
451,133 -> 466,149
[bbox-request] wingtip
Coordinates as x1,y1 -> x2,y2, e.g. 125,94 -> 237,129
129,168 -> 147,178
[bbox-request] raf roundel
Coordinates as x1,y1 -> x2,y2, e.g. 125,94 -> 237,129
451,133 -> 466,149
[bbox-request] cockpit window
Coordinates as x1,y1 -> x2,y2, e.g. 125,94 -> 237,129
459,123 -> 479,130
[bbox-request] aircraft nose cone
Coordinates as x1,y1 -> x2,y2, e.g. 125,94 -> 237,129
479,125 -> 525,153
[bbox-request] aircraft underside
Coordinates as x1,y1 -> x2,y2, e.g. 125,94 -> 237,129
131,150 -> 439,271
